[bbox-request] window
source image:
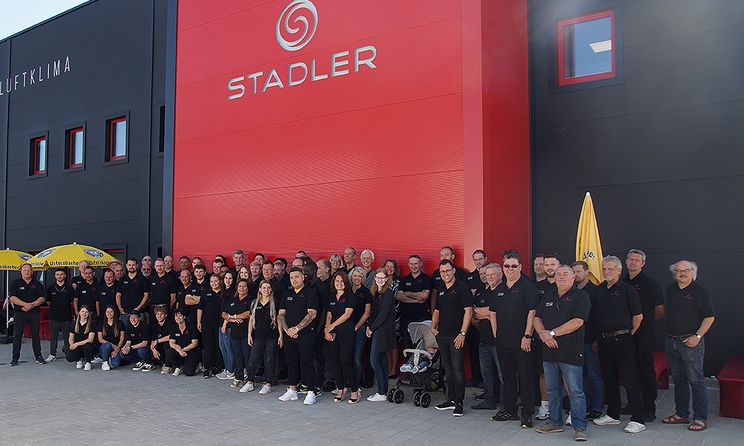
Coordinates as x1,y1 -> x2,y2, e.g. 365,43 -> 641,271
557,9 -> 615,86
107,116 -> 127,161
30,136 -> 47,176
106,247 -> 126,265
65,127 -> 85,169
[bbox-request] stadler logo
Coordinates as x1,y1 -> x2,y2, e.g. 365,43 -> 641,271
226,0 -> 377,101
276,0 -> 318,52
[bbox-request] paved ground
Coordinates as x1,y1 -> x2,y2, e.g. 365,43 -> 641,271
0,341 -> 741,446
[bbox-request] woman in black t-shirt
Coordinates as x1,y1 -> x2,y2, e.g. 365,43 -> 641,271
166,308 -> 200,376
198,274 -> 225,377
97,305 -> 125,370
325,271 -> 359,403
242,280 -> 282,394
66,305 -> 96,370
222,279 -> 251,387
350,267 -> 372,387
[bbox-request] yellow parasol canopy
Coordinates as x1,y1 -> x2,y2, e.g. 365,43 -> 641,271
0,249 -> 35,271
28,243 -> 117,269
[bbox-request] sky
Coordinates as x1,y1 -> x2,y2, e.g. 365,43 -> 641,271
0,0 -> 88,40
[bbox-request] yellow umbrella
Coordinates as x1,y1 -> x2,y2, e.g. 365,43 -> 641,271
28,242 -> 117,269
0,249 -> 34,271
575,192 -> 604,285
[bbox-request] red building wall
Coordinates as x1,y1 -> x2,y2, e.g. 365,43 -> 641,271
173,0 -> 529,272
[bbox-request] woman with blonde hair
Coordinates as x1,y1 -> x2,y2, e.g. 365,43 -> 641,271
66,305 -> 96,371
329,254 -> 343,275
241,280 -> 283,394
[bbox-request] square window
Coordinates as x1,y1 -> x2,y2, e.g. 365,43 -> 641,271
557,9 -> 615,86
107,117 -> 127,161
30,136 -> 47,175
65,127 -> 85,169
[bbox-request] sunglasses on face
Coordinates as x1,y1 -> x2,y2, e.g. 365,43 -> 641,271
503,264 -> 520,269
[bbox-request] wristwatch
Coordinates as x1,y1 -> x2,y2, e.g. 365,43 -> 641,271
459,331 -> 466,337
549,330 -> 556,337
523,334 -> 531,339
695,334 -> 702,340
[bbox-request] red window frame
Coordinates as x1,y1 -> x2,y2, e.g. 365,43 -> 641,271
108,117 -> 127,161
66,127 -> 84,169
31,136 -> 47,175
556,9 -> 616,86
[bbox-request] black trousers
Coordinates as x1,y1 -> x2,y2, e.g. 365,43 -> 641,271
313,328 -> 326,385
49,319 -> 71,356
497,344 -> 535,417
165,347 -> 201,376
633,329 -> 657,415
151,342 -> 170,366
437,334 -> 465,405
247,337 -> 278,383
12,311 -> 41,361
66,343 -> 95,363
201,326 -> 223,371
598,334 -> 645,423
465,325 -> 481,385
285,332 -> 316,389
326,332 -> 358,391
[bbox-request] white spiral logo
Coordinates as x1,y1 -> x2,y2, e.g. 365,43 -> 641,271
276,0 -> 318,52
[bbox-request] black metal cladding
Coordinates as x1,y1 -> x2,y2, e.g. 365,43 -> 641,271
529,0 -> 744,374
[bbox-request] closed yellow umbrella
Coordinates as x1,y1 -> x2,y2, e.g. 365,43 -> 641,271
0,249 -> 34,271
28,242 -> 117,269
575,192 -> 604,285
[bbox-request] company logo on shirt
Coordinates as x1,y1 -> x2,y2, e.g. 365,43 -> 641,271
682,293 -> 693,300
545,301 -> 554,307
276,0 -> 318,52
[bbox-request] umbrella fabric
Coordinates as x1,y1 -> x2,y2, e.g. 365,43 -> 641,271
28,243 -> 116,269
575,192 -> 604,285
0,249 -> 34,271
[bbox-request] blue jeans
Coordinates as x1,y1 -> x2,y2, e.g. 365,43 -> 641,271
353,327 -> 367,385
99,342 -> 122,367
230,336 -> 251,380
370,331 -> 389,395
479,343 -> 505,407
219,328 -> 234,373
544,361 -> 587,430
665,337 -> 708,421
120,347 -> 151,364
582,343 -> 604,413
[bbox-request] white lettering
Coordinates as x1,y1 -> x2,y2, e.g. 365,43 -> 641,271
64,56 -> 71,73
29,68 -> 35,85
22,71 -> 27,87
39,66 -> 43,82
0,81 -> 3,96
246,71 -> 263,94
53,60 -> 61,77
227,76 -> 245,100
14,74 -> 18,90
288,62 -> 308,87
311,59 -> 328,81
355,45 -> 377,71
331,51 -> 350,77
47,63 -> 50,78
262,68 -> 284,92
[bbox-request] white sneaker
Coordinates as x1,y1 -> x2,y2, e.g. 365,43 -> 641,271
76,360 -> 84,369
536,404 -> 550,420
366,393 -> 388,402
172,367 -> 182,376
593,415 -> 622,426
161,366 -> 172,374
240,382 -> 255,393
279,388 -> 299,401
624,421 -> 646,433
101,361 -> 111,371
400,364 -> 412,373
566,414 -> 572,426
45,354 -> 56,363
91,357 -> 103,364
259,384 -> 272,395
83,362 -> 91,371
132,361 -> 145,371
304,391 -> 317,405
215,370 -> 230,380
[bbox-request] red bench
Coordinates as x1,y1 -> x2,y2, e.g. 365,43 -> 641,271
719,356 -> 744,419
654,351 -> 670,389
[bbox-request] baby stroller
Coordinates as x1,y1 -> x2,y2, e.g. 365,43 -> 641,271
387,321 -> 443,408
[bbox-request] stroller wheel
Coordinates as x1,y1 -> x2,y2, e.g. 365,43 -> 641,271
420,392 -> 431,408
413,391 -> 422,407
394,389 -> 405,404
387,389 -> 396,402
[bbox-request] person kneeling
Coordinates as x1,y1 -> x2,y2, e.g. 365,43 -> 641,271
66,305 -> 96,370
120,312 -> 152,371
97,305 -> 125,370
166,309 -> 200,376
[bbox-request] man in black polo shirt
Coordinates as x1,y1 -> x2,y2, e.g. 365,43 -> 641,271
662,260 -> 714,431
534,265 -> 591,440
533,254 -> 547,283
572,261 -> 603,420
97,269 -> 119,318
46,268 -> 74,362
9,264 -> 47,366
312,259 -> 332,390
432,259 -> 473,417
278,267 -> 319,405
71,260 -> 94,289
466,250 -> 488,292
115,258 -> 150,325
396,254 -> 432,347
534,253 -> 559,420
230,249 -> 246,277
149,258 -> 177,316
593,256 -> 646,434
464,249 -> 488,387
431,246 -> 467,311
472,263 -> 504,411
178,256 -> 191,273
163,255 -> 178,282
74,266 -> 99,317
342,247 -> 357,273
491,251 -> 538,427
622,249 -> 665,421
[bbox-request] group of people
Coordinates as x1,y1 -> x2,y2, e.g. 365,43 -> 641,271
6,246 -> 714,441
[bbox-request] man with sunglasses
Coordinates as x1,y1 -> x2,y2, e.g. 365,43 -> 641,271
490,251 -> 539,428
432,259 -> 473,417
